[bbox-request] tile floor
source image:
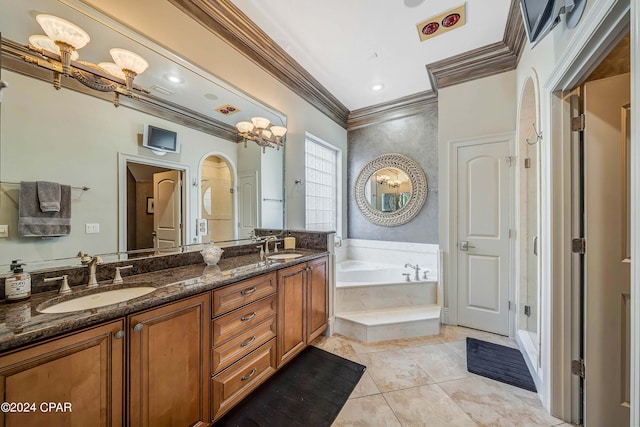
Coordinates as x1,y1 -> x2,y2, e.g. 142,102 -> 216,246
311,325 -> 575,427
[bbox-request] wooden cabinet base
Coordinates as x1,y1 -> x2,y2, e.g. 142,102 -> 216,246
211,338 -> 277,422
0,320 -> 125,427
129,294 -> 210,427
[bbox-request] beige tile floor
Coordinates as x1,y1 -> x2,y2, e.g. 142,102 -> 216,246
311,325 -> 573,427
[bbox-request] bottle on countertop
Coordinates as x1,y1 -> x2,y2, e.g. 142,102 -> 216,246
5,260 -> 31,302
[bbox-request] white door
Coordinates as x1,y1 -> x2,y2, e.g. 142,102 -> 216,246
238,172 -> 258,239
583,73 -> 630,426
153,170 -> 182,250
456,137 -> 511,335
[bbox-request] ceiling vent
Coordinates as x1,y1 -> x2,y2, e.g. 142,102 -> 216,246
416,3 -> 466,42
151,84 -> 174,96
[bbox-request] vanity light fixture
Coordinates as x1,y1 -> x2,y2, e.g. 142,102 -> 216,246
26,14 -> 149,104
110,48 -> 149,94
35,15 -> 90,76
235,117 -> 287,153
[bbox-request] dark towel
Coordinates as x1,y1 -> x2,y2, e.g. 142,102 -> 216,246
37,181 -> 61,212
19,181 -> 71,237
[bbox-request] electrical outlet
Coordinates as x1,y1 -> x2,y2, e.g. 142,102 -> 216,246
0,225 -> 8,238
85,223 -> 100,234
197,218 -> 208,236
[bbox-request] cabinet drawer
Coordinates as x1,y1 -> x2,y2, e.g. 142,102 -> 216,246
212,338 -> 277,421
213,295 -> 277,347
212,272 -> 277,317
212,316 -> 276,374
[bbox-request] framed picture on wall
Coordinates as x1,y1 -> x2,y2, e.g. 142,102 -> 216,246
146,197 -> 154,214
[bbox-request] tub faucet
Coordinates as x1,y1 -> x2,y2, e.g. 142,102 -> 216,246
404,263 -> 421,281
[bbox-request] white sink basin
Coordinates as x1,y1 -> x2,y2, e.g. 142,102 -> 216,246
38,287 -> 156,314
267,253 -> 303,261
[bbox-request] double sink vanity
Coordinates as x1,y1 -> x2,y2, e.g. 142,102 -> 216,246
0,243 -> 329,426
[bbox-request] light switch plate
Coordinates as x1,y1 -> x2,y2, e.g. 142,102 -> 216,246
0,225 -> 8,238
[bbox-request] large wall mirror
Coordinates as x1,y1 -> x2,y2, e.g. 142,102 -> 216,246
354,153 -> 427,227
0,0 -> 285,269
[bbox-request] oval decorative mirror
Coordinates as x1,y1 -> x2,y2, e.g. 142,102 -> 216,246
355,153 -> 428,226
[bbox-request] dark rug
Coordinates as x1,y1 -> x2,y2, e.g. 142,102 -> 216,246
215,345 -> 366,426
466,337 -> 537,393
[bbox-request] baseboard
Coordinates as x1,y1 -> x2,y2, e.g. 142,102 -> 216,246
441,307 -> 450,324
325,316 -> 336,336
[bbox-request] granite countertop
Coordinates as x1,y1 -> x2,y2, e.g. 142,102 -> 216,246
0,249 -> 328,353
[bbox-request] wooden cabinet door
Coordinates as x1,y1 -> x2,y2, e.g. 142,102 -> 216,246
307,256 -> 329,343
277,263 -> 307,367
0,320 -> 125,427
129,293 -> 210,427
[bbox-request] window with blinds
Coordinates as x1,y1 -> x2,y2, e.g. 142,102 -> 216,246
305,136 -> 338,232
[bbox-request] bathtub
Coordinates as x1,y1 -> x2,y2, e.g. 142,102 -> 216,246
336,260 -> 434,287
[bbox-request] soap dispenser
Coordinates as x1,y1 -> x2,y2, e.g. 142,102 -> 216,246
5,260 -> 31,302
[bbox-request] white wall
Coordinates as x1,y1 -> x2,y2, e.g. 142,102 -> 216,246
83,0 -> 349,235
438,70 -> 518,312
0,70 -> 237,266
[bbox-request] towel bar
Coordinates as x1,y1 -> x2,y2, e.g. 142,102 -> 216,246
0,181 -> 90,191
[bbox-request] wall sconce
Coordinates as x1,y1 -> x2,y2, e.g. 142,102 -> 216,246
25,14 -> 149,105
235,117 -> 287,153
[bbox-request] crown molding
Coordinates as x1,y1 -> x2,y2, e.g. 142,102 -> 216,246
168,0 -> 349,128
170,0 -> 525,130
426,0 -> 525,90
347,91 -> 438,130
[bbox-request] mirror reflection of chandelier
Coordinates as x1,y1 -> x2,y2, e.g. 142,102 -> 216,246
376,174 -> 390,185
388,179 -> 402,189
235,117 -> 287,153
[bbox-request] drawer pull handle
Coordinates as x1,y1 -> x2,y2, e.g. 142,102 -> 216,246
241,286 -> 257,295
114,330 -> 125,340
241,312 -> 257,322
241,367 -> 257,381
133,323 -> 143,332
240,335 -> 256,348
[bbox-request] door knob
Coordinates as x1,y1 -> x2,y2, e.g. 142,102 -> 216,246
459,241 -> 476,251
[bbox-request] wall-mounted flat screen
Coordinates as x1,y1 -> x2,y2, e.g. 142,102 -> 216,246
142,125 -> 179,154
520,0 -> 564,47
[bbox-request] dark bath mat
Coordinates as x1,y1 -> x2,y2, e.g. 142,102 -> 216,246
214,345 -> 366,426
466,337 -> 537,393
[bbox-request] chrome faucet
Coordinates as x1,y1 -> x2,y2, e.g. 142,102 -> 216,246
264,236 -> 278,256
78,252 -> 103,288
404,263 -> 421,281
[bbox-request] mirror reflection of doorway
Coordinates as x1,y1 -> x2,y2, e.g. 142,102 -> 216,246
200,155 -> 234,243
125,161 -> 184,254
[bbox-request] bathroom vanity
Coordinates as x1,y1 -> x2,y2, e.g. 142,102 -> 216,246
0,251 -> 329,426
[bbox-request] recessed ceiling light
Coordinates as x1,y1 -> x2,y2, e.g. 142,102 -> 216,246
164,74 -> 183,84
204,93 -> 219,100
371,83 -> 385,91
